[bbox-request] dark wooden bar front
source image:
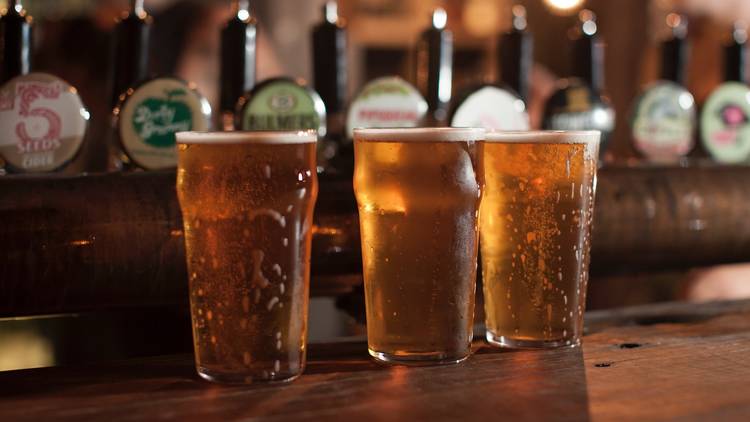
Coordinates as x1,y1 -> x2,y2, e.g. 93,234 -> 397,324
3,165 -> 750,317
1,299 -> 749,421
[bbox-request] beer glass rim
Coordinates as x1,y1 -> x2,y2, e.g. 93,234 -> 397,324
483,130 -> 600,144
353,127 -> 485,142
176,130 -> 318,145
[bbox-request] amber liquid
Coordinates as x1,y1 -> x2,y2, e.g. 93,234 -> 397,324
481,141 -> 596,347
354,139 -> 483,364
177,141 -> 317,382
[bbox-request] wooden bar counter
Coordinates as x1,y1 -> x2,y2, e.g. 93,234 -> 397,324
1,299 -> 749,421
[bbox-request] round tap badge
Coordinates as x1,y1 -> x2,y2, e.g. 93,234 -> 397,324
449,85 -> 529,130
0,73 -> 89,173
346,76 -> 428,139
117,77 -> 211,170
237,77 -> 326,137
542,79 -> 615,155
631,81 -> 696,162
700,82 -> 750,163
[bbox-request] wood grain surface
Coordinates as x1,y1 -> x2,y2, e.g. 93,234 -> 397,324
1,299 -> 749,421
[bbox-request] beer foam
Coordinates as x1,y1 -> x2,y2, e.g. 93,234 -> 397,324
353,127 -> 485,142
176,130 -> 317,144
484,130 -> 600,145
485,131 -> 600,159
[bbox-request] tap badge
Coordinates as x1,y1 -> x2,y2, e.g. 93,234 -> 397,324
117,77 -> 211,170
237,78 -> 326,138
631,81 -> 695,162
0,73 -> 88,173
700,81 -> 750,163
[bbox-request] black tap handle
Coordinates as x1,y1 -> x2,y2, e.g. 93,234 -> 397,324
499,5 -> 533,102
571,9 -> 605,92
724,22 -> 747,83
1,0 -> 32,84
417,7 -> 453,122
660,13 -> 689,85
111,0 -> 152,107
312,1 -> 347,114
219,0 -> 257,113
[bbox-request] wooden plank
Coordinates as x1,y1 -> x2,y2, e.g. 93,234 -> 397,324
4,166 -> 750,317
1,300 -> 749,421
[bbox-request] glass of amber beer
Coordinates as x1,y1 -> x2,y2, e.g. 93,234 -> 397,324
353,127 -> 485,365
480,130 -> 599,348
176,131 -> 318,383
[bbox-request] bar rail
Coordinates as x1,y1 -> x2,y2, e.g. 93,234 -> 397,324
1,164 -> 749,317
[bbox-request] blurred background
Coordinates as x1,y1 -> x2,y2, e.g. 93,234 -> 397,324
6,0 -> 750,162
2,0 -> 750,371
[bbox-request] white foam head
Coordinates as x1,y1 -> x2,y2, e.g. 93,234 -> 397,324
484,130 -> 600,145
176,130 -> 318,145
353,127 -> 485,142
485,130 -> 600,160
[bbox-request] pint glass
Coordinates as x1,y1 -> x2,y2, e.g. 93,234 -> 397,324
176,131 -> 318,383
480,131 -> 599,348
353,127 -> 485,365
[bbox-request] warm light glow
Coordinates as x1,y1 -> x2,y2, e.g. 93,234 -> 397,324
312,226 -> 344,236
432,7 -> 447,30
545,0 -> 585,13
665,12 -> 682,29
582,20 -> 597,35
236,0 -> 251,20
325,1 -> 338,24
678,92 -> 695,110
463,0 -> 500,37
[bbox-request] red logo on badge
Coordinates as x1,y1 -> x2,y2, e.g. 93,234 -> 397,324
15,82 -> 63,154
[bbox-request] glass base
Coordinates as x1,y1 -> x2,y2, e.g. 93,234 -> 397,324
368,349 -> 469,366
486,331 -> 581,349
197,366 -> 301,385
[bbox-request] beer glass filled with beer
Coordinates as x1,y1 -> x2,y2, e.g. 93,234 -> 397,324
176,131 -> 318,383
353,127 -> 485,365
480,130 -> 599,348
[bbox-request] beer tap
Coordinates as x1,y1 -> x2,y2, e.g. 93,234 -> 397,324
448,4 -> 531,131
630,12 -> 696,163
312,1 -> 349,171
499,5 -> 533,103
313,1 -> 347,118
111,0 -> 211,170
111,0 -> 152,108
220,0 -> 257,130
416,7 -> 453,125
0,1 -> 91,174
660,13 -> 689,86
1,0 -> 33,84
700,21 -> 750,163
724,22 -> 747,84
571,9 -> 604,93
542,9 -> 615,159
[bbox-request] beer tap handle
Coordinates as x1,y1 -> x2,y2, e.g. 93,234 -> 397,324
661,13 -> 689,85
1,0 -> 33,84
725,21 -> 748,83
219,0 -> 257,128
511,4 -> 527,32
571,9 -> 604,92
499,4 -> 533,101
324,1 -> 338,25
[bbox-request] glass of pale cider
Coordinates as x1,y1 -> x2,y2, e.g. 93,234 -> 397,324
176,131 -> 318,383
480,130 -> 600,348
353,127 -> 485,365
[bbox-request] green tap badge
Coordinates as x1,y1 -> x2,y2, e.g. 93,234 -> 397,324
236,78 -> 326,137
117,77 -> 211,170
631,81 -> 695,162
